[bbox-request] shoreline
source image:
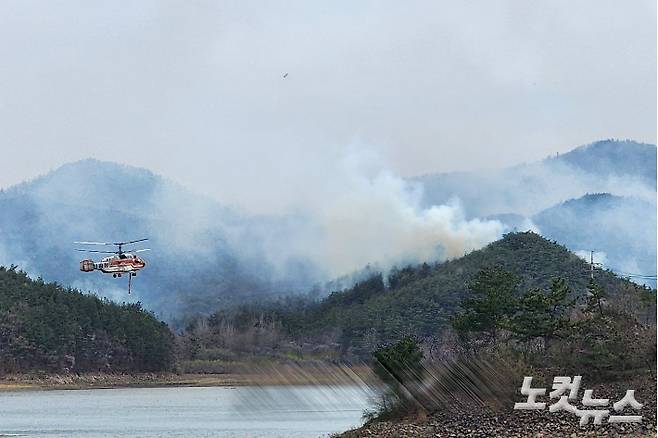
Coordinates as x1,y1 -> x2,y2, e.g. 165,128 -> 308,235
0,363 -> 378,392
338,373 -> 657,437
0,373 -> 244,391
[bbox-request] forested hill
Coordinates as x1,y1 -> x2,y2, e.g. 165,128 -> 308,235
277,232 -> 654,355
0,159 -> 320,320
0,266 -> 175,374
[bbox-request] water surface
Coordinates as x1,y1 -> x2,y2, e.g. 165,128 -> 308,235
0,385 -> 374,437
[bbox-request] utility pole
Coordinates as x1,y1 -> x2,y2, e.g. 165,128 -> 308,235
588,250 -> 602,280
590,251 -> 594,279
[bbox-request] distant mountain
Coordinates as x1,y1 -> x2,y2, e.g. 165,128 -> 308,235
552,140 -> 656,188
0,159 -> 319,320
415,139 -> 656,218
487,193 -> 656,285
415,140 -> 656,287
532,193 -> 656,286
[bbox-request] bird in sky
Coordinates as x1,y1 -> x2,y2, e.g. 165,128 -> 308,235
283,73 -> 288,78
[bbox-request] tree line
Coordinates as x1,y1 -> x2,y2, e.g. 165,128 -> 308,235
0,266 -> 175,374
452,267 -> 655,374
368,266 -> 656,419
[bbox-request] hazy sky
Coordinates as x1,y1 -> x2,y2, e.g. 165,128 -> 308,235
0,0 -> 655,212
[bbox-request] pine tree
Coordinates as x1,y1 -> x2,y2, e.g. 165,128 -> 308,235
511,277 -> 575,346
452,267 -> 520,343
586,279 -> 607,316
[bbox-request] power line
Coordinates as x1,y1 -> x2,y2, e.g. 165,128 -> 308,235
603,267 -> 656,280
612,272 -> 656,279
584,251 -> 656,281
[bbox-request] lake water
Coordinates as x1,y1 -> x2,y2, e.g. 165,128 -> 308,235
0,385 -> 375,437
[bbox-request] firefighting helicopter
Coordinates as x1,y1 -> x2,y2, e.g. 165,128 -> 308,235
76,238 -> 150,294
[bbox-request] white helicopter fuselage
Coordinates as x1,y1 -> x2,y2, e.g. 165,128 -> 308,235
80,253 -> 146,274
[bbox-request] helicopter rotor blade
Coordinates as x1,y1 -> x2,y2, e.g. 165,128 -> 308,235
74,241 -> 115,246
76,249 -> 117,254
75,239 -> 148,247
115,238 -> 149,246
133,249 -> 151,253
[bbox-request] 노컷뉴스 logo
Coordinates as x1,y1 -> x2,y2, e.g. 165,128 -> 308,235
514,376 -> 642,425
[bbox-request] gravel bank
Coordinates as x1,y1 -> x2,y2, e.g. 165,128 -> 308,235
340,375 -> 656,437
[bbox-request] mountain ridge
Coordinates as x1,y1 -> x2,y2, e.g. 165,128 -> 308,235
415,139 -> 656,218
0,139 -> 654,318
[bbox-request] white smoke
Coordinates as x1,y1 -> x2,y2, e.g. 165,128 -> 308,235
2,141 -> 653,316
255,147 -> 504,278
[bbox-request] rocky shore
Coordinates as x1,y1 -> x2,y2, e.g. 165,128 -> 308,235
339,375 -> 657,438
